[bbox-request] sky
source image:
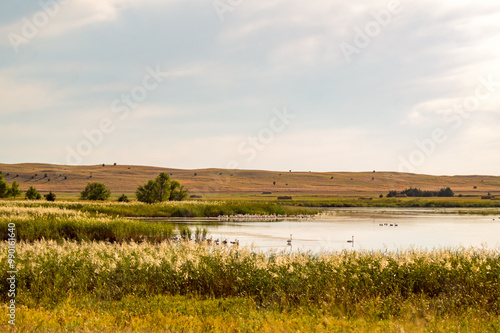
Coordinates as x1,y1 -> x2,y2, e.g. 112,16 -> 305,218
1,0 -> 500,175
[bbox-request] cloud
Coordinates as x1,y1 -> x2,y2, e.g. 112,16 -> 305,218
0,77 -> 64,115
2,0 -> 500,174
0,0 -> 180,47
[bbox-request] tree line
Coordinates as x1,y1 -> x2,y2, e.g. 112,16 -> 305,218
387,187 -> 455,198
0,172 -> 187,203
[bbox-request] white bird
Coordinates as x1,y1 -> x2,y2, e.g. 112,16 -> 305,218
347,235 -> 354,243
287,234 -> 292,245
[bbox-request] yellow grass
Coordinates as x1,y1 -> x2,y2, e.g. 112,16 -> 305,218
1,163 -> 500,197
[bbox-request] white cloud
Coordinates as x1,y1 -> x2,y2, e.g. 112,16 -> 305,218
0,77 -> 64,115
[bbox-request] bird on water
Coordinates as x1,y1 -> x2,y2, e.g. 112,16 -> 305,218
347,235 -> 354,243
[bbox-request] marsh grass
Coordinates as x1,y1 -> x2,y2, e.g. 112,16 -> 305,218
2,240 -> 499,313
0,200 -> 317,217
0,205 -> 174,243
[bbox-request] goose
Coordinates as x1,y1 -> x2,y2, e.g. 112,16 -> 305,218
287,234 -> 292,245
230,239 -> 239,246
222,239 -> 228,245
347,235 -> 354,243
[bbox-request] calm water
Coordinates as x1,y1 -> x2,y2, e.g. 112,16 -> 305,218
149,208 -> 500,253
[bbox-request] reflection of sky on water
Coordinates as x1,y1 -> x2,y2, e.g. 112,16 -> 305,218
153,210 -> 500,253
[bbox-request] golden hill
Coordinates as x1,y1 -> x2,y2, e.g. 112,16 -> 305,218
1,163 -> 499,197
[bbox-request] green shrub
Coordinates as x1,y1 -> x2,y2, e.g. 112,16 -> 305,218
118,194 -> 129,202
81,182 -> 111,201
45,192 -> 56,202
25,187 -> 42,200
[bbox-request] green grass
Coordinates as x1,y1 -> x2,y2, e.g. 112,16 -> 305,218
3,294 -> 500,332
294,197 -> 500,209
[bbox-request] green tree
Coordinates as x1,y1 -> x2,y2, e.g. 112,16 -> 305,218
45,192 -> 56,201
80,182 -> 111,201
438,187 -> 455,197
0,175 -> 9,198
169,179 -> 188,201
136,173 -> 187,204
155,172 -> 172,202
25,186 -> 42,200
136,179 -> 161,204
7,181 -> 22,198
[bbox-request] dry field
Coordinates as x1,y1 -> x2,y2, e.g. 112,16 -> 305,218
1,163 -> 500,197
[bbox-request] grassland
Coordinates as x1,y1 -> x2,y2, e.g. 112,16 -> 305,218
2,163 -> 500,197
1,202 -> 500,332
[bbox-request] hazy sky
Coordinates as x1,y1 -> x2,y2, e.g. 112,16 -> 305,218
1,0 -> 500,175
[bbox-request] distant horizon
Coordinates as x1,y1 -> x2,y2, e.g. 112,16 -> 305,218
2,161 -> 500,178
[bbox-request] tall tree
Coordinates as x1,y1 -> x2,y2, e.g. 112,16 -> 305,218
8,181 -> 22,198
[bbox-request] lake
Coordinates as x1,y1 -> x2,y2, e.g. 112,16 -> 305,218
147,208 -> 500,253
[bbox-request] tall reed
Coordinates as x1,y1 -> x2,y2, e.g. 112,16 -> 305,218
2,240 -> 499,315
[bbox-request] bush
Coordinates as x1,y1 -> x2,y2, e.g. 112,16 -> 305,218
437,187 -> 455,197
45,192 -> 56,202
136,173 -> 188,204
118,194 -> 129,202
81,183 -> 111,201
25,187 -> 42,200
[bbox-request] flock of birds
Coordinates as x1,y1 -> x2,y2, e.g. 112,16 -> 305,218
218,214 -> 313,221
207,237 -> 239,246
169,236 -> 240,246
175,217 -> 500,247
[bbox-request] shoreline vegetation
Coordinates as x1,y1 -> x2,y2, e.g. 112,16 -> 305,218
2,201 -> 500,331
2,196 -> 500,218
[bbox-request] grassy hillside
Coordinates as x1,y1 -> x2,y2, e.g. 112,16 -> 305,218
1,163 -> 500,197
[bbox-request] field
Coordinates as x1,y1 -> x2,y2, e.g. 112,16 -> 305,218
1,201 -> 500,332
2,163 -> 500,198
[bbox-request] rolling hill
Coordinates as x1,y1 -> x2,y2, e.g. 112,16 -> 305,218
1,163 -> 500,197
